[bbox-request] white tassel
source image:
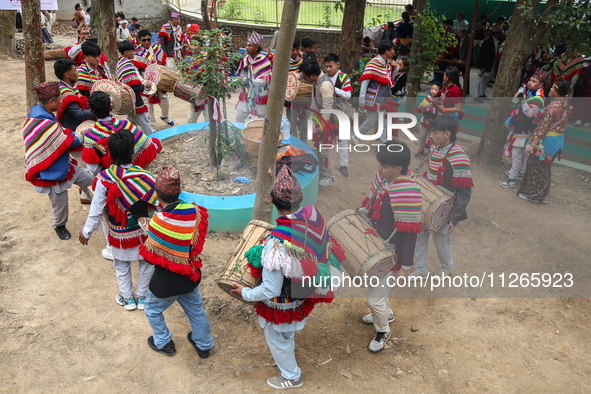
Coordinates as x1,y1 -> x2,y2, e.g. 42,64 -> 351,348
262,240 -> 293,276
329,265 -> 341,293
287,255 -> 304,279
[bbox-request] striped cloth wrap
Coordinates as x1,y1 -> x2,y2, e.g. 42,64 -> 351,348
76,61 -> 108,92
140,201 -> 208,282
362,170 -> 423,233
82,119 -> 162,169
56,82 -> 89,123
425,144 -> 474,188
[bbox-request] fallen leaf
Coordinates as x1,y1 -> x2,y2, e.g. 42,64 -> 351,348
340,371 -> 353,379
81,376 -> 96,382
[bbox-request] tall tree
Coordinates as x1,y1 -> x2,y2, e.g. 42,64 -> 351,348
476,0 -> 559,166
96,0 -> 117,76
21,0 -> 45,111
406,0 -> 428,114
0,11 -> 16,57
338,0 -> 366,73
251,0 -> 301,222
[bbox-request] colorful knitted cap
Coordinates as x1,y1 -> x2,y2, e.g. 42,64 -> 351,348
35,82 -> 60,100
248,31 -> 263,48
531,69 -> 548,82
273,165 -> 302,203
155,165 -> 181,195
171,11 -> 180,19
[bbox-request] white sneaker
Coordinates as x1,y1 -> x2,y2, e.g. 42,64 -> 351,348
319,177 -> 335,187
101,246 -> 113,261
518,193 -> 539,203
574,119 -> 582,126
368,331 -> 390,353
362,312 -> 395,325
266,374 -> 303,389
438,267 -> 454,277
585,123 -> 591,127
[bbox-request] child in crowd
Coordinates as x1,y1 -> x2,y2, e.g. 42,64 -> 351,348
141,166 -> 214,358
359,141 -> 422,352
79,131 -> 159,311
415,82 -> 442,156
23,82 -> 94,240
301,36 -> 317,64
410,115 -> 473,281
290,36 -> 305,71
361,36 -> 376,58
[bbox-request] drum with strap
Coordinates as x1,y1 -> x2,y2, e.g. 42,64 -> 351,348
144,64 -> 180,93
173,79 -> 205,105
218,220 -> 275,303
414,172 -> 455,233
327,209 -> 396,279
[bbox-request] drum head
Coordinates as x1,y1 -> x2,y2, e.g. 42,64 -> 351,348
90,79 -> 122,114
116,82 -> 136,115
144,64 -> 161,96
285,71 -> 299,101
75,120 -> 95,138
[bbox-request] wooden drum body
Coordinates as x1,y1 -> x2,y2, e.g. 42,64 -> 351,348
118,82 -> 136,115
174,79 -> 205,105
144,64 -> 180,93
327,209 -> 396,279
414,173 -> 455,233
218,220 -> 275,303
296,82 -> 313,98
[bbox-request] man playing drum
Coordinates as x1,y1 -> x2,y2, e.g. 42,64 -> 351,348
117,40 -> 154,134
135,29 -> 175,132
410,115 -> 473,281
359,141 -> 423,352
235,31 -> 272,123
230,165 -> 344,390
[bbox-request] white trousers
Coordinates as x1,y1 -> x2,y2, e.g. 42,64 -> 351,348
264,324 -> 301,381
414,224 -> 454,275
508,146 -> 527,179
127,111 -> 153,136
475,71 -> 492,97
147,91 -> 170,129
338,139 -> 349,167
188,103 -> 208,123
112,259 -> 155,300
367,271 -> 397,333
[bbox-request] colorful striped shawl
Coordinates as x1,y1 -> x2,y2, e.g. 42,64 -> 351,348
553,52 -> 584,82
76,61 -> 108,92
358,56 -> 393,87
23,117 -> 75,185
335,70 -> 353,92
426,144 -> 474,188
417,95 -> 441,127
117,56 -> 143,87
134,44 -> 166,66
82,119 -> 161,168
56,81 -> 89,124
95,165 -> 158,228
140,201 -> 208,282
159,22 -> 183,44
289,54 -> 303,71
364,170 -> 423,233
237,53 -> 272,81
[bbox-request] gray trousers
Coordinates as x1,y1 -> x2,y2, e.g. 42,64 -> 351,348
358,110 -> 388,144
264,324 -> 301,381
127,111 -> 152,136
508,146 -> 527,179
47,166 -> 93,228
475,71 -> 492,97
147,91 -> 170,130
188,103 -> 208,123
418,125 -> 430,152
414,224 -> 454,275
113,259 -> 155,300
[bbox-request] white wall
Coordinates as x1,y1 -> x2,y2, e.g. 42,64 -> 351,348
55,0 -> 166,22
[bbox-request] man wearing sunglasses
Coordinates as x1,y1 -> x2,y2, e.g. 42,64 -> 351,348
135,30 -> 175,133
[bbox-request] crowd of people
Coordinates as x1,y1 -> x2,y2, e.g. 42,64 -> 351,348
19,5 -> 580,391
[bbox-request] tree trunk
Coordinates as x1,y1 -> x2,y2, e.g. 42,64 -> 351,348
97,0 -> 117,76
201,0 -> 213,30
90,6 -> 101,42
21,0 -> 45,112
476,0 -> 558,166
207,98 -> 218,166
338,0 -> 366,73
251,0 -> 301,222
0,11 -> 16,57
405,0 -> 428,114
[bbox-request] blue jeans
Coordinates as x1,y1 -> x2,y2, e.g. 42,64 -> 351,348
144,286 -> 215,350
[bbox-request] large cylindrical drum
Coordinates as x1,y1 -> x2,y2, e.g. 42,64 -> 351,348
173,79 -> 205,105
144,64 -> 180,93
414,172 -> 455,233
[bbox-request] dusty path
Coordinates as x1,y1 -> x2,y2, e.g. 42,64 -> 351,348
1,56 -> 591,393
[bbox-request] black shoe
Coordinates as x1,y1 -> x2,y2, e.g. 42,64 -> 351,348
482,96 -> 491,100
147,336 -> 176,356
187,332 -> 210,359
474,97 -> 484,103
339,166 -> 349,177
54,225 -> 71,240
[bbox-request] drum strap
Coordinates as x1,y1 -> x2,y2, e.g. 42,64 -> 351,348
415,143 -> 457,199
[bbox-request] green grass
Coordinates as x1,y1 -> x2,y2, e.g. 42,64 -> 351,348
214,0 -> 404,28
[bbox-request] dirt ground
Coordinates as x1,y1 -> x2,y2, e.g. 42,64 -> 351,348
1,54 -> 591,394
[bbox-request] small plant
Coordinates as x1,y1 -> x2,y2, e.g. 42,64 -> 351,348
219,0 -> 243,19
322,2 -> 333,28
253,8 -> 265,24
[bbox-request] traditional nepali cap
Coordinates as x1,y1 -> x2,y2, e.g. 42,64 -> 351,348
273,165 -> 302,203
531,69 -> 548,82
35,81 -> 60,100
155,165 -> 181,195
171,11 -> 180,19
248,31 -> 263,48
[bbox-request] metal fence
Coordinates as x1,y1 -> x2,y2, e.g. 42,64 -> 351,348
175,0 -> 408,29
